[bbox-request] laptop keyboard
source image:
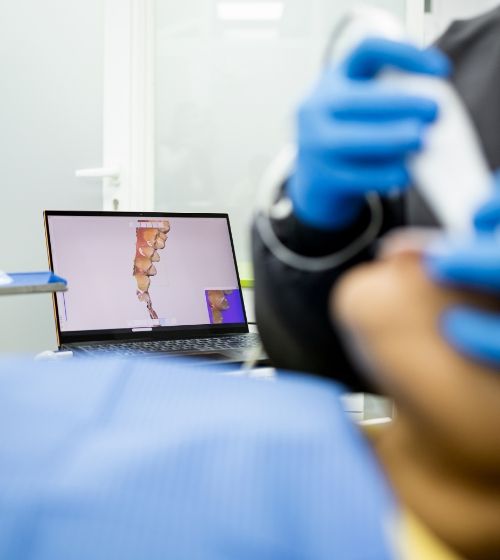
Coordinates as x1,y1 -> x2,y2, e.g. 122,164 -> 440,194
72,334 -> 261,356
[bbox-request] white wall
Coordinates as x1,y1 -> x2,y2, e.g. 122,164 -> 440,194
0,0 -> 104,353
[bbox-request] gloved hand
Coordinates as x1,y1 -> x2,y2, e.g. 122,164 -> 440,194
288,38 -> 451,230
424,176 -> 500,366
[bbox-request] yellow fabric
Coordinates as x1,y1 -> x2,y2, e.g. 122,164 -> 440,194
360,421 -> 463,559
397,511 -> 464,560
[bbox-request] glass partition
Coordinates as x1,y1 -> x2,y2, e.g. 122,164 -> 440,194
154,0 -> 410,264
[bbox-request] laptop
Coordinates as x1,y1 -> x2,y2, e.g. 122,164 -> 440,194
44,211 -> 263,363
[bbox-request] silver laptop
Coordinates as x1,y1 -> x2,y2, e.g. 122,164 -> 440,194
44,211 -> 262,362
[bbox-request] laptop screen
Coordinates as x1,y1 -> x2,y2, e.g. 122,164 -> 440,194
45,212 -> 248,344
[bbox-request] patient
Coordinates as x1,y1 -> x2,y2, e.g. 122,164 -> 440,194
2,238 -> 500,560
333,230 -> 500,560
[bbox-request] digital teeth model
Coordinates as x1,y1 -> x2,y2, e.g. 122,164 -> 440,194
207,290 -> 233,324
133,220 -> 170,321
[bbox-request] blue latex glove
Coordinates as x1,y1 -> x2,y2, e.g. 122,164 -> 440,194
425,176 -> 500,365
288,38 -> 451,230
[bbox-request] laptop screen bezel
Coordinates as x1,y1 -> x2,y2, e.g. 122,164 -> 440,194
44,210 -> 249,346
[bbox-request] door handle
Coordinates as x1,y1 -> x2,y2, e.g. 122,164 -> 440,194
75,167 -> 121,186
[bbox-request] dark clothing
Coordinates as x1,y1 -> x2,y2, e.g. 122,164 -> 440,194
252,6 -> 500,392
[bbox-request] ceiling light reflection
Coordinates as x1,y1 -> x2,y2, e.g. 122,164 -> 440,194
217,1 -> 285,22
223,28 -> 280,40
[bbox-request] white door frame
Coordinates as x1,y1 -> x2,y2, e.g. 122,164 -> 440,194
406,0 -> 426,44
77,0 -> 155,211
103,0 -> 155,211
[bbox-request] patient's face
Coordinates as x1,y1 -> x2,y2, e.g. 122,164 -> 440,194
332,231 -> 500,470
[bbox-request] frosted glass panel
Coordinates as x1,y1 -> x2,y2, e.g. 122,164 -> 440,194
155,0 -> 408,262
0,0 -> 104,353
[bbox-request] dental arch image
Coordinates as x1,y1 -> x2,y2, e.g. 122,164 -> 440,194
133,220 -> 170,320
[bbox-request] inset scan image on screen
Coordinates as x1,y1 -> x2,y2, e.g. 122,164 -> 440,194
205,289 -> 245,324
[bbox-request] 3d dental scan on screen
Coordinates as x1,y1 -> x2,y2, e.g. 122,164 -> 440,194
43,212 -> 258,361
46,213 -> 245,332
133,219 -> 171,320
